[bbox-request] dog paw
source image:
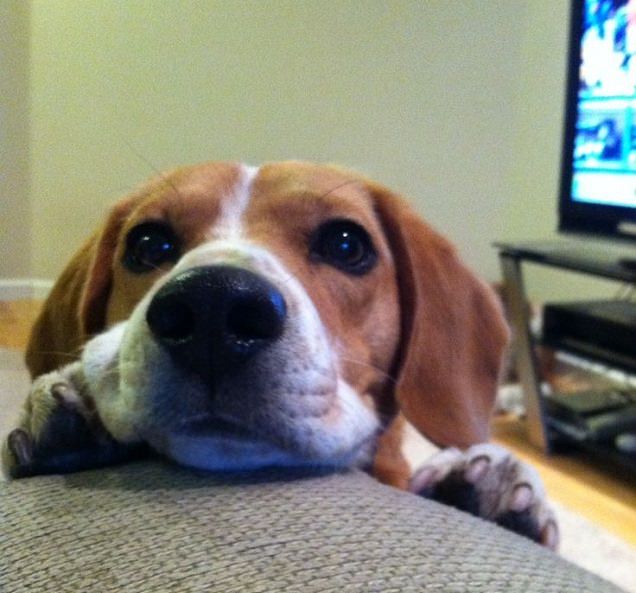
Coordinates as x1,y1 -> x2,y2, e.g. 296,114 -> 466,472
2,364 -> 142,479
410,443 -> 559,549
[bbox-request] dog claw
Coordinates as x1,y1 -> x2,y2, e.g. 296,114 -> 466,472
510,483 -> 534,512
542,520 -> 559,551
50,382 -> 71,403
8,429 -> 33,465
465,455 -> 490,484
409,466 -> 439,493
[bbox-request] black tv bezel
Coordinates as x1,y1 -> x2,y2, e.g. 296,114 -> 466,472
558,0 -> 636,241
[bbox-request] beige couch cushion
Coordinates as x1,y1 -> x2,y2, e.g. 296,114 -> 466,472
1,461 -> 625,592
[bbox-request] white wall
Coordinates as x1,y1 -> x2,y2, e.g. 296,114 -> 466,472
0,1 -> 31,278
15,1 -> 615,300
26,1 -> 525,278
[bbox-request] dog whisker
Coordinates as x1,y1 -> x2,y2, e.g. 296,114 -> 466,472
318,178 -> 361,201
122,139 -> 187,204
338,355 -> 398,387
28,349 -> 82,361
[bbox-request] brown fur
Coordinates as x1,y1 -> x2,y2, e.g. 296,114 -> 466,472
25,161 -> 509,488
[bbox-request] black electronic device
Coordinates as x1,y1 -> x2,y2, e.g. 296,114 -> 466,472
559,0 -> 636,254
542,299 -> 636,370
544,388 -> 636,442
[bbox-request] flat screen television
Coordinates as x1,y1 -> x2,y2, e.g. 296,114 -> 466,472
559,0 -> 636,242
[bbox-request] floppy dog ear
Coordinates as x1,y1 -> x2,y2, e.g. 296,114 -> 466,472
371,184 -> 509,448
26,198 -> 136,378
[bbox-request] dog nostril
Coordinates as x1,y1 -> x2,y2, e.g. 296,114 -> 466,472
147,298 -> 195,343
145,266 -> 288,377
226,292 -> 287,342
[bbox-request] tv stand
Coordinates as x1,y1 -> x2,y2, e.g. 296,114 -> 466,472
494,240 -> 636,466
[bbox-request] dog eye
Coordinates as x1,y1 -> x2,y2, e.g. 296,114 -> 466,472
310,219 -> 377,275
123,222 -> 179,273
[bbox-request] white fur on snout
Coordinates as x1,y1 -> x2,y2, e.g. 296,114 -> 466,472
82,322 -> 126,381
81,322 -> 141,443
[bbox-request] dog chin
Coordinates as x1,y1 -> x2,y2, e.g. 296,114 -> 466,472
149,419 -> 375,472
156,432 -> 313,471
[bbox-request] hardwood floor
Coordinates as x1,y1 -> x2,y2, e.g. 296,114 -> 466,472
0,299 -> 41,350
1,299 -> 635,545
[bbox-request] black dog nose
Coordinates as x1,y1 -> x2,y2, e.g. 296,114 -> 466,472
146,265 -> 287,382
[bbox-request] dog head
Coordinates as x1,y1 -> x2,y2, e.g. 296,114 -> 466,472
27,161 -> 509,470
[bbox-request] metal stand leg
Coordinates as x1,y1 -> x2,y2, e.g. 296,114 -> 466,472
499,254 -> 551,452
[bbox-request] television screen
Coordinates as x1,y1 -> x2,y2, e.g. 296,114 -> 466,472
560,0 -> 636,239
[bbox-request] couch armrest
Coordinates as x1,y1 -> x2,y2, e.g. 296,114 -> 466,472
1,461 -> 625,592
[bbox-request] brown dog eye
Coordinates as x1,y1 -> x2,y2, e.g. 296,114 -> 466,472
310,219 -> 377,275
123,222 -> 179,273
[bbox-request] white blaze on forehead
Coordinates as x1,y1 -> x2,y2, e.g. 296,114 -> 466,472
212,163 -> 259,240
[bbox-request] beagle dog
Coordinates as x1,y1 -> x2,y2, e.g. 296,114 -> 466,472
2,161 -> 557,548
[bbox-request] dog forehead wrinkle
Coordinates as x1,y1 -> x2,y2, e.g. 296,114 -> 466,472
211,163 -> 259,241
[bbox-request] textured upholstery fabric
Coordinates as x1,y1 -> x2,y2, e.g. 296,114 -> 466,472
1,461 -> 625,593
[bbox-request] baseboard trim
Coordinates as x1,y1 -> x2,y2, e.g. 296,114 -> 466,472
0,279 -> 53,300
